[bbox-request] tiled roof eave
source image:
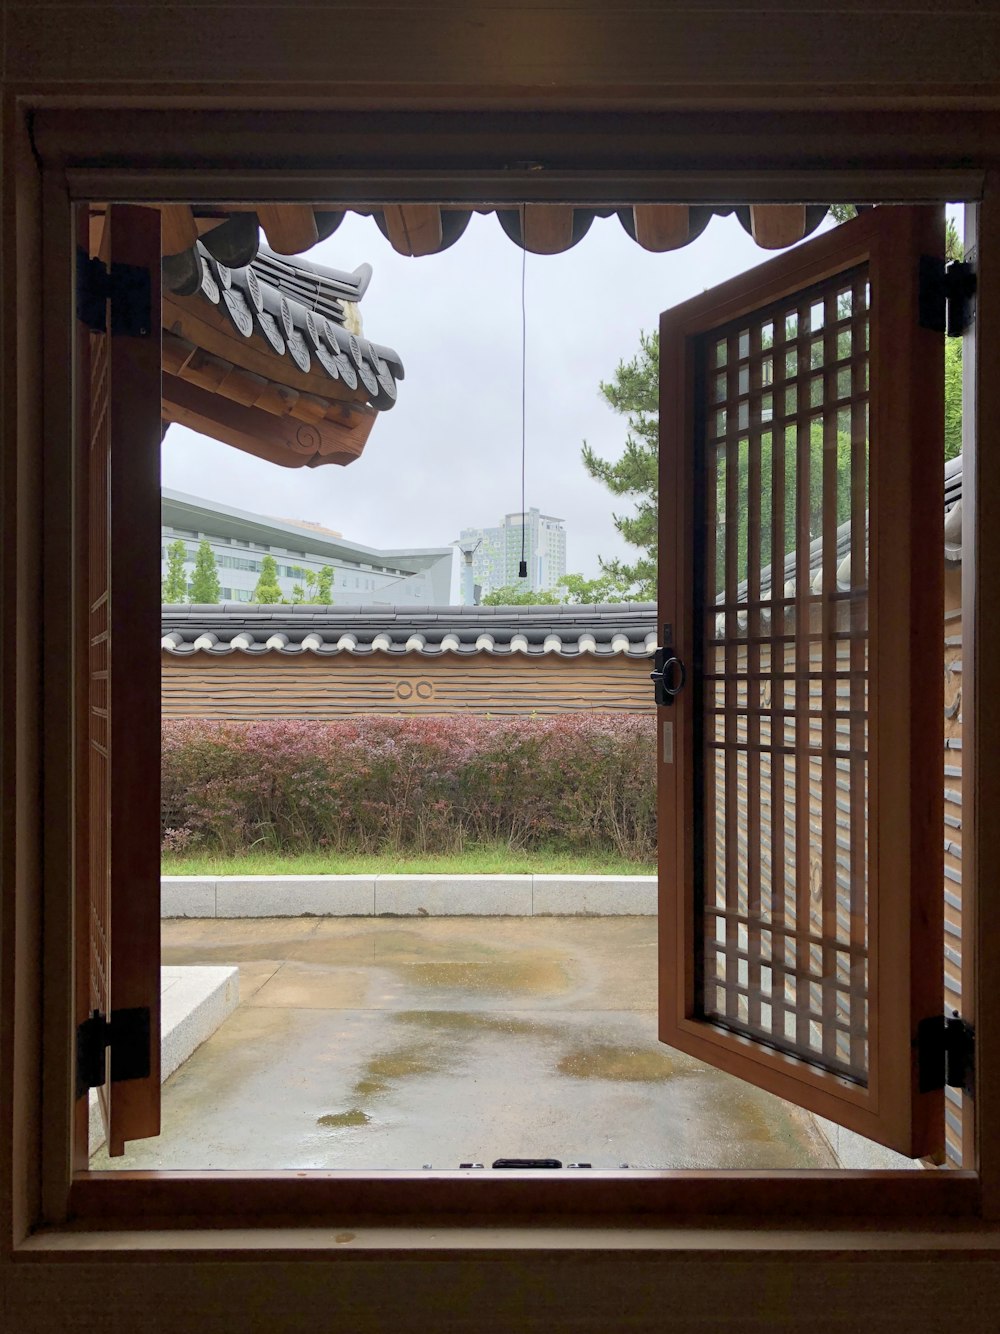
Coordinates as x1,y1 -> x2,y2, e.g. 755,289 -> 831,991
160,603 -> 659,658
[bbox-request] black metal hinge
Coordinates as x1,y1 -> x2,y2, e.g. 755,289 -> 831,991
917,1011 -> 975,1097
919,256 -> 977,337
75,1007 -> 151,1099
76,249 -> 152,337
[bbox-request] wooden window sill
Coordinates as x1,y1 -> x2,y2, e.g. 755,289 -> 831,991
17,1217 -> 1000,1259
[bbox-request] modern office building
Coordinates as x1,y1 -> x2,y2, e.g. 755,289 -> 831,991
459,508 -> 567,600
162,488 -> 454,605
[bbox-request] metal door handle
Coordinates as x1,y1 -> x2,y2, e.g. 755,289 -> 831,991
650,652 -> 686,705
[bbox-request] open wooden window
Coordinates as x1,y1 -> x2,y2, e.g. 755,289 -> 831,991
658,207 -> 946,1158
74,204 -> 163,1157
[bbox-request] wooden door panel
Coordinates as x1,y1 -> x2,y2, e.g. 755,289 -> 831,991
658,208 -> 945,1158
77,203 -> 162,1157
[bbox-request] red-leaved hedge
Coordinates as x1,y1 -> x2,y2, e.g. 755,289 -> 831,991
161,715 -> 656,860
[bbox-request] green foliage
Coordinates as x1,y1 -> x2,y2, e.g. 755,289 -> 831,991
313,566 -> 334,603
581,329 -> 660,599
556,571 -> 632,604
945,336 -> 963,460
160,714 -> 658,862
162,538 -> 189,603
187,539 -> 221,603
162,845 -> 655,877
480,571 -> 633,607
827,204 -> 858,225
284,565 -> 335,605
946,217 -> 964,263
481,584 -> 561,605
252,552 -> 283,603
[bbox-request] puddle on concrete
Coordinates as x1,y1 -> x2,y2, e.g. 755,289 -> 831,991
350,1041 -> 451,1100
399,959 -> 570,996
353,1077 -> 390,1097
374,929 -> 506,964
317,1109 -> 370,1128
394,1009 -> 551,1037
557,1044 -> 691,1082
366,1044 -> 443,1080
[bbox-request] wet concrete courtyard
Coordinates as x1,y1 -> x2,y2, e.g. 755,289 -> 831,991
93,916 -> 834,1171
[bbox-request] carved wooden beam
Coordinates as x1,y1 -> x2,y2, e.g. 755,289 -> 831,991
257,205 -> 319,255
750,204 -> 808,249
632,205 -> 692,252
162,374 -> 374,469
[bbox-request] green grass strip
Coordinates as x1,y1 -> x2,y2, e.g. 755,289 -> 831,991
161,844 -> 656,878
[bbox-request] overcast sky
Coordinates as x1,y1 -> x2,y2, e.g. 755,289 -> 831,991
161,210 -> 833,580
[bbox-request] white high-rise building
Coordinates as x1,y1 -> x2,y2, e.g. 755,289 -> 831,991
459,509 -> 567,601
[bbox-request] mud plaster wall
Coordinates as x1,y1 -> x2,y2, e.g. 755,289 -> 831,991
161,649 -> 656,718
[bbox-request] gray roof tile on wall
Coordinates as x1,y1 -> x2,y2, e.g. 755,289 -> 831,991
161,602 -> 660,658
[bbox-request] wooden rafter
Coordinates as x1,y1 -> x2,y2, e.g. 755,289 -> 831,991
632,205 -> 692,252
256,205 -> 319,255
749,204 -> 809,249
382,205 -> 444,256
160,205 -> 199,258
162,332 -> 374,432
521,205 -> 576,254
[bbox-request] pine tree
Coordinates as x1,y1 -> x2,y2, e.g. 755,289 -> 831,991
162,538 -> 189,602
580,330 -> 659,599
187,539 -> 220,603
252,553 -> 283,603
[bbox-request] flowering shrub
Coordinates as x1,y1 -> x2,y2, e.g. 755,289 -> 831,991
161,715 -> 657,861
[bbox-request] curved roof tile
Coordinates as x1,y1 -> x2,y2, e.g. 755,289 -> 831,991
161,603 -> 660,659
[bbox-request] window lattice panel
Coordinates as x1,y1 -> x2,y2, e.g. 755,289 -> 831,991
695,265 -> 870,1086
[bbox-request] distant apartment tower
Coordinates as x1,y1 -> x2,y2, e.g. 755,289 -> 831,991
459,509 -> 567,601
162,489 -> 454,605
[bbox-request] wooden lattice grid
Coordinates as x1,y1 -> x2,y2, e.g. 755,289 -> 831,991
694,265 -> 871,1085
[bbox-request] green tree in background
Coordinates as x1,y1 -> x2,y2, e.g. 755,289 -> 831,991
481,584 -> 561,606
479,570 -> 633,606
945,337 -> 963,459
188,539 -> 221,603
161,538 -> 189,602
313,566 -> 334,603
556,571 -> 632,603
580,330 -> 659,600
252,553 -> 283,603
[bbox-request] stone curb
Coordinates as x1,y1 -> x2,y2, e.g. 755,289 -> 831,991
161,874 -> 658,918
89,965 -> 239,1156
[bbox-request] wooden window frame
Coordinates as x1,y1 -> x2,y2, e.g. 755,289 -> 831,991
10,106 -> 1000,1245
